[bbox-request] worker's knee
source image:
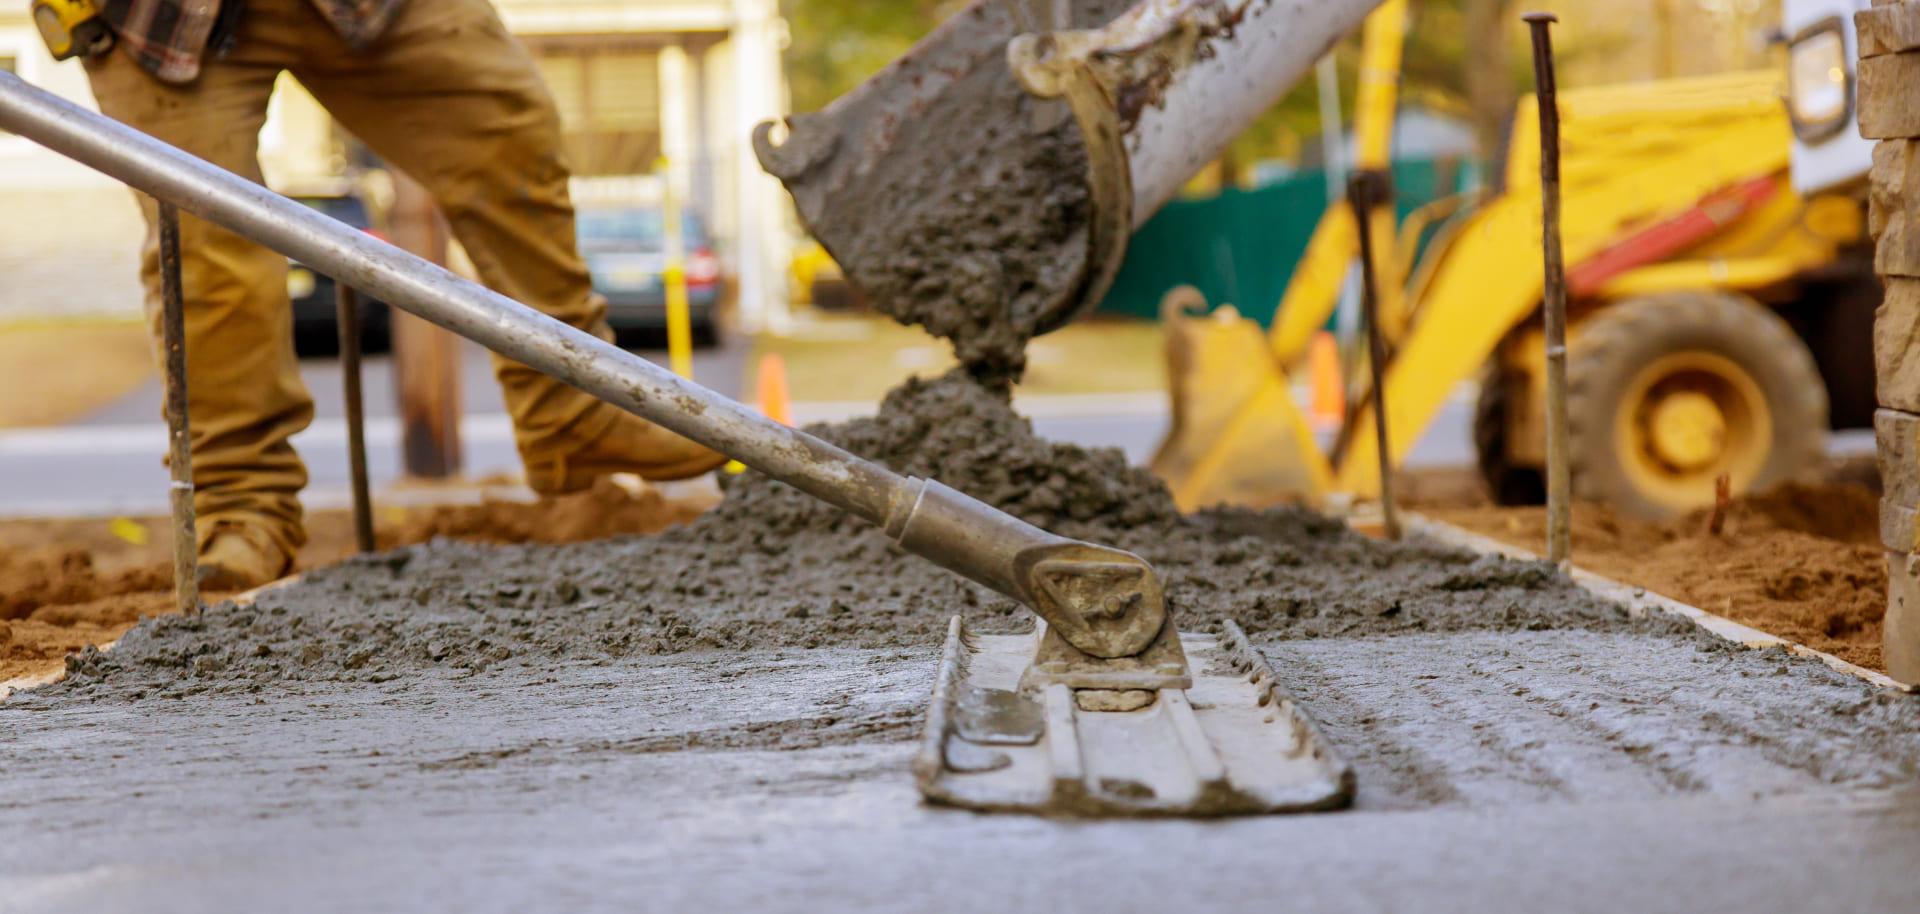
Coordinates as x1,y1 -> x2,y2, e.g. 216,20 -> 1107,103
430,95 -> 574,222
136,212 -> 290,332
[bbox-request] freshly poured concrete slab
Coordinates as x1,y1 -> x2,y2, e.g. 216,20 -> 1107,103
4,637 -> 1918,913
6,374 -> 1917,911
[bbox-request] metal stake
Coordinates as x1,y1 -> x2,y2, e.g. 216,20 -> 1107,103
1348,172 -> 1400,541
157,201 -> 199,614
336,284 -> 375,554
1525,11 -> 1572,567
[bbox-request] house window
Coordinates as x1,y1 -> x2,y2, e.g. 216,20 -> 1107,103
532,47 -> 663,177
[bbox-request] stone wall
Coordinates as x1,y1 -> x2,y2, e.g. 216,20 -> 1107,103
1860,0 -> 1920,683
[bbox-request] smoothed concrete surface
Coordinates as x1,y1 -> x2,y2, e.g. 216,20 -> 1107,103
4,645 -> 1917,913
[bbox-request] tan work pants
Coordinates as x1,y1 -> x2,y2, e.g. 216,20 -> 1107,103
86,0 -> 623,555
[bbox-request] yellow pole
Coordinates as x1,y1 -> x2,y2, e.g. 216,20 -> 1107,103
1353,0 -> 1407,173
659,156 -> 694,379
1266,0 -> 1408,365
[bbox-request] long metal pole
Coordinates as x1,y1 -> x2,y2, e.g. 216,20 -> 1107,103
1525,12 -> 1572,567
336,284 -> 375,554
0,72 -> 894,523
157,202 -> 199,614
1347,174 -> 1400,541
0,72 -> 1165,660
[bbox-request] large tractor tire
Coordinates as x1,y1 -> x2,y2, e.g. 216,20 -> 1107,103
1472,363 -> 1545,505
1567,292 -> 1828,519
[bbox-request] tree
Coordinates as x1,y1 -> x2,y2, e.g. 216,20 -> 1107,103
780,1 -> 1530,171
781,1 -> 960,113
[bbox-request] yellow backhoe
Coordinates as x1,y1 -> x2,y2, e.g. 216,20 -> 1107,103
1152,1 -> 1875,519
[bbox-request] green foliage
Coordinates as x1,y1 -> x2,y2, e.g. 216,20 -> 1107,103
782,1 -> 963,113
780,1 -> 1528,166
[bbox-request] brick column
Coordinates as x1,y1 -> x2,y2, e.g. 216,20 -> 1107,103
1860,0 -> 1920,683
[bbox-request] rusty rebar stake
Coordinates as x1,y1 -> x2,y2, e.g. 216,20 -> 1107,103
1525,11 -> 1572,567
157,201 -> 200,614
1348,173 -> 1401,541
336,284 -> 375,553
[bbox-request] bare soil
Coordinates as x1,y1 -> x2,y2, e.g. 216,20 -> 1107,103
1417,475 -> 1889,670
0,478 -> 715,682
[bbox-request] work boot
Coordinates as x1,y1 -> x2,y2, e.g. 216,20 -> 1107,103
524,411 -> 727,495
197,523 -> 294,592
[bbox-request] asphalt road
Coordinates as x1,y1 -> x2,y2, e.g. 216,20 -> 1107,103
0,336 -> 1497,517
2,330 -> 1880,517
0,339 -> 744,516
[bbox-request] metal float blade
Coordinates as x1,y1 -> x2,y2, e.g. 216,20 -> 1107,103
914,617 -> 1353,816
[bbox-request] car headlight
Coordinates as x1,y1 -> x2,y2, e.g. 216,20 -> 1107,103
1787,18 -> 1851,143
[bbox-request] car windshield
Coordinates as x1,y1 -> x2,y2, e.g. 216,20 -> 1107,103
576,209 -> 707,251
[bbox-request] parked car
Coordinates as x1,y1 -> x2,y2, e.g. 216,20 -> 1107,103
288,193 -> 391,357
577,206 -> 725,343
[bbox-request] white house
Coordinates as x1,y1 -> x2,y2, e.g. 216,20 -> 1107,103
0,0 -> 793,329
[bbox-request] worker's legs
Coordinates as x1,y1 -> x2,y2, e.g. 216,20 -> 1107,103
83,37 -> 311,563
291,0 -> 722,489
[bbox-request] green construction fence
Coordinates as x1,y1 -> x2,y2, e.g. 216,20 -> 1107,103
1095,158 -> 1474,328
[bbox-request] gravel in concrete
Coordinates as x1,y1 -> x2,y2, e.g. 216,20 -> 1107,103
5,370 -> 1918,911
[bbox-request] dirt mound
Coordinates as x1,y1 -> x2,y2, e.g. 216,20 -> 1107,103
42,369 -> 1686,700
0,549 -> 168,621
2,593 -> 176,681
1680,480 -> 1880,545
1425,480 -> 1889,669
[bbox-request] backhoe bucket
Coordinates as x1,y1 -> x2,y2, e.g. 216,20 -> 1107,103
1149,290 -> 1332,512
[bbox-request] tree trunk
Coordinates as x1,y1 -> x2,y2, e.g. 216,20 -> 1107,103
1465,0 -> 1515,174
385,171 -> 464,479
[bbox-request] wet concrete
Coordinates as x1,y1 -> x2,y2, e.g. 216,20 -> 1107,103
819,76 -> 1091,382
35,372 -> 1703,703
769,1 -> 1133,380
6,372 -> 1920,909
4,651 -> 1919,913
1265,631 -> 1920,807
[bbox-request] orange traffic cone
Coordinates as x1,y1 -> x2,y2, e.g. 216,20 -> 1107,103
1307,330 -> 1344,430
756,352 -> 792,426
726,353 -> 794,476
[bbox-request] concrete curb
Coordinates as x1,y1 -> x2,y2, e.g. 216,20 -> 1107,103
1400,512 -> 1917,694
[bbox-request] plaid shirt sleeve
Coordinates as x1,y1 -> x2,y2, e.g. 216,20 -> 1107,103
97,0 -> 223,84
97,0 -> 410,85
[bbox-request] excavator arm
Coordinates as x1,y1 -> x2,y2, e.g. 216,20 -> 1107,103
1335,72 -> 1801,496
1268,0 -> 1411,367
1153,64 -> 1817,511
